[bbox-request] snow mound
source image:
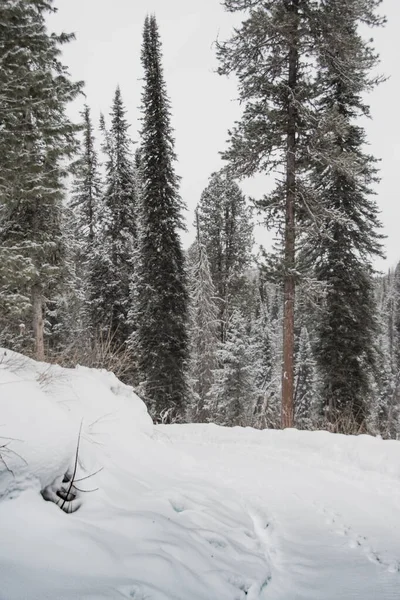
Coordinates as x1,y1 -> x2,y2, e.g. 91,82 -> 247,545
0,350 -> 151,499
0,349 -> 399,600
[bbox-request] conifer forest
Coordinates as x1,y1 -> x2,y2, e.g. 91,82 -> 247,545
1,0 -> 399,438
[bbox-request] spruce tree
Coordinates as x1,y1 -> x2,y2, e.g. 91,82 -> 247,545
392,262 -> 400,374
304,0 -> 385,426
71,105 -> 102,251
251,304 -> 275,428
197,171 -> 253,342
89,88 -> 137,348
294,326 -> 317,429
210,309 -> 257,426
0,0 -> 82,358
135,15 -> 189,421
67,105 -> 103,341
126,148 -> 144,354
251,282 -> 283,429
372,267 -> 400,437
47,105 -> 103,356
187,218 -> 219,422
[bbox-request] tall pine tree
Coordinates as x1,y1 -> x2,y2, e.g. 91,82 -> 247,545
304,0 -> 385,426
0,0 -> 82,358
197,171 -> 253,342
71,105 -> 102,252
187,215 -> 219,422
67,105 -> 103,343
217,0 -> 318,427
89,88 -> 137,349
135,15 -> 189,422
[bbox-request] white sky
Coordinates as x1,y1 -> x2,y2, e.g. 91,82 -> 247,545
49,0 -> 399,272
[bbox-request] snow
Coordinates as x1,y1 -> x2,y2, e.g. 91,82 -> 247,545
0,349 -> 399,599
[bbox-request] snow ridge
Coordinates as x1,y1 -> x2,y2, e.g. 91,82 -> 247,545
1,350 -> 399,599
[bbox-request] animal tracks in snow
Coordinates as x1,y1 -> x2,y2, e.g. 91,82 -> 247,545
165,488 -> 273,598
318,505 -> 400,574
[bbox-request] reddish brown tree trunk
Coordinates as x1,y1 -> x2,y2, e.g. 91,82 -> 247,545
281,0 -> 299,429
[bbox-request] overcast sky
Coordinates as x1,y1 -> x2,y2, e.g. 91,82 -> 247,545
49,0 -> 399,272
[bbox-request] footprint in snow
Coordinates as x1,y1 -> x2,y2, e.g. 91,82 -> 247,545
222,570 -> 271,600
169,498 -> 185,513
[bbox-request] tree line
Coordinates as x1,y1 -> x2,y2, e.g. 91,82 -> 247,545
1,0 -> 399,437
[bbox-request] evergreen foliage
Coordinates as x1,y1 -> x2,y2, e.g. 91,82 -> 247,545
197,171 -> 253,342
187,233 -> 219,422
71,105 -> 102,252
392,263 -> 400,373
372,267 -> 400,437
89,88 -> 137,349
304,0 -> 384,425
217,0 -> 319,427
210,309 -> 257,426
135,15 -> 189,421
217,0 -> 385,428
294,327 -> 317,429
0,1 -> 397,439
251,288 -> 282,429
0,0 -> 82,358
68,105 -> 103,342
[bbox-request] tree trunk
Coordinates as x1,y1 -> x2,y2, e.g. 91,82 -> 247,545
281,0 -> 299,429
32,284 -> 45,361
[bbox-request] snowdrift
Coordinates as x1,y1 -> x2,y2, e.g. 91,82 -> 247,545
0,349 -> 399,599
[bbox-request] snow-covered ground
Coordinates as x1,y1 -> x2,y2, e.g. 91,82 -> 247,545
0,350 -> 399,600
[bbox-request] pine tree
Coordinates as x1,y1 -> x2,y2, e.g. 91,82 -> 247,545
66,105 -> 103,342
71,105 -> 102,251
304,0 -> 385,426
210,309 -> 257,426
197,171 -> 253,342
392,262 -> 400,374
187,218 -> 219,422
89,88 -> 137,348
0,0 -> 82,358
135,15 -> 189,421
125,148 -> 145,357
47,105 -> 103,356
217,0 -> 318,427
251,301 -> 278,429
372,336 -> 398,439
294,326 -> 317,429
372,266 -> 400,437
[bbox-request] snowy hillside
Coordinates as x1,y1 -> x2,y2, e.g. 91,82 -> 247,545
0,350 -> 399,600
